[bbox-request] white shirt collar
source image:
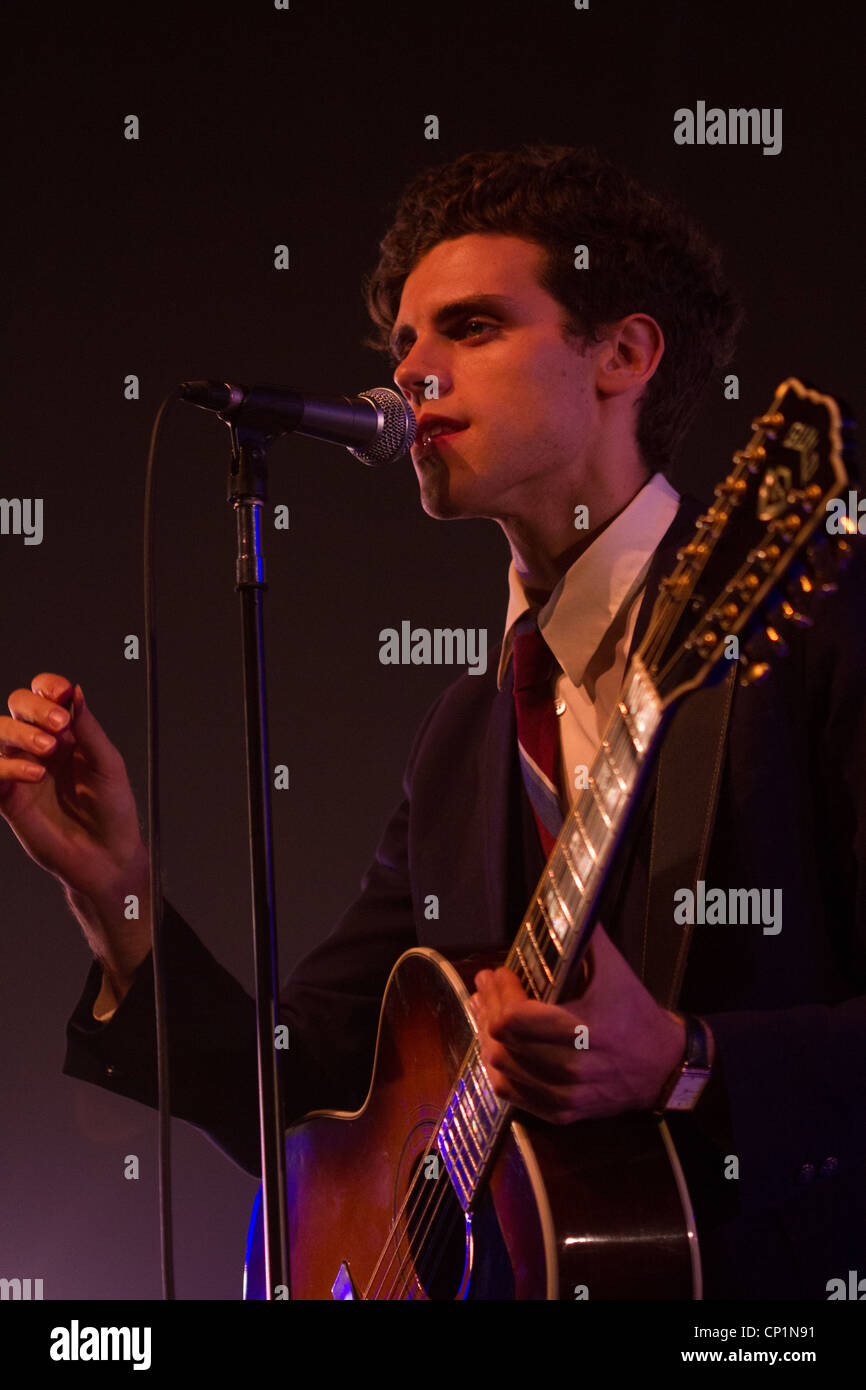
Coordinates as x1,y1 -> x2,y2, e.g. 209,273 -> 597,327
497,471 -> 681,690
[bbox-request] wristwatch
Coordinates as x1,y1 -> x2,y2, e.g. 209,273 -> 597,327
653,1012 -> 712,1114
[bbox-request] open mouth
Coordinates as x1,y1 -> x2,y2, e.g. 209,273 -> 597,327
416,424 -> 469,452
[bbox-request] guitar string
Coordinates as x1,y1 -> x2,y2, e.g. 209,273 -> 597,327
384,1174 -> 459,1300
371,922 -> 586,1299
372,1049 -> 516,1300
366,887 -> 599,1299
364,1036 -> 497,1299
366,1111 -> 473,1297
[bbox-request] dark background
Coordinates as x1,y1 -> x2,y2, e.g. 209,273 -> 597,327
1,0 -> 862,1299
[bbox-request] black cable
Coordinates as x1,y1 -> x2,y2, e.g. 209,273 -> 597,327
142,389 -> 184,1300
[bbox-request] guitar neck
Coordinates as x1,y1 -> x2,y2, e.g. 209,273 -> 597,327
508,656 -> 665,1005
438,656 -> 665,1211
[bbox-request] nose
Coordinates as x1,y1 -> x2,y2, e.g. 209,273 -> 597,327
393,339 -> 452,409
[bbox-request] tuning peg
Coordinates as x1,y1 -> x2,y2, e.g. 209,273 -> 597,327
777,599 -> 813,628
764,624 -> 788,655
740,661 -> 771,687
750,412 -> 785,434
732,447 -> 766,473
788,571 -> 814,598
714,477 -> 749,500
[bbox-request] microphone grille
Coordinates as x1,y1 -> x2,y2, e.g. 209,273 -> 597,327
350,388 -> 417,466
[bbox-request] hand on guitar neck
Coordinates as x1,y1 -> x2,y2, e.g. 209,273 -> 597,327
469,922 -> 715,1124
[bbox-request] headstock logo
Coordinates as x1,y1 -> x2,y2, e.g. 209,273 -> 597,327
757,466 -> 792,521
782,420 -> 820,482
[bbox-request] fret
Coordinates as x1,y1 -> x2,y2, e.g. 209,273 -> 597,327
445,1095 -> 474,1166
515,942 -> 545,999
600,736 -> 628,793
535,896 -> 567,967
510,949 -> 538,998
551,845 -> 582,920
608,720 -> 638,790
561,838 -> 585,895
447,1112 -> 478,1187
581,793 -> 605,851
572,807 -> 598,863
438,1124 -> 472,1205
623,662 -> 663,750
468,1053 -> 500,1126
594,737 -> 631,808
569,811 -> 598,887
539,877 -> 569,948
592,753 -> 615,799
533,909 -> 565,979
617,698 -> 646,755
461,1099 -> 492,1155
467,1074 -> 497,1136
452,1080 -> 485,1162
524,917 -> 555,984
546,871 -> 573,929
589,774 -> 613,829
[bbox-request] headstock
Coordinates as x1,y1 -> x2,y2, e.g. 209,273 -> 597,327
637,378 -> 855,708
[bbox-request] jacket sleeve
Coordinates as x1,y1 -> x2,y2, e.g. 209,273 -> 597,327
63,687 -> 451,1177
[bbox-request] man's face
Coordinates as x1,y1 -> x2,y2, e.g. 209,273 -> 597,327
391,233 -> 605,523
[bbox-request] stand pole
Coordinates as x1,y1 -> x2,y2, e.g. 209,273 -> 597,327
227,422 -> 290,1298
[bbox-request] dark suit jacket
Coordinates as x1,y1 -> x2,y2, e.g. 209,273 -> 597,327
64,497 -> 866,1299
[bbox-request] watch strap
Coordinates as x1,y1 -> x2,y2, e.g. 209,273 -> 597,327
653,1011 -> 712,1114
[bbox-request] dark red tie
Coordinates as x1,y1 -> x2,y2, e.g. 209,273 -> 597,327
511,613 -> 565,858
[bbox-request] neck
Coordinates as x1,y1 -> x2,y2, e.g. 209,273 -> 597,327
505,464 -> 653,597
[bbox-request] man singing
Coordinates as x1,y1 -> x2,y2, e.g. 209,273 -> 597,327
2,144 -> 864,1299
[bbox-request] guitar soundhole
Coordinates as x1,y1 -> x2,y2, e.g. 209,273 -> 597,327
405,1156 -> 469,1300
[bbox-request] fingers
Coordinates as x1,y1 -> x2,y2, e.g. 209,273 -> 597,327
1,677 -> 74,782
6,675 -> 119,777
54,684 -> 119,774
30,673 -> 76,706
473,967 -> 576,1044
471,968 -> 579,1090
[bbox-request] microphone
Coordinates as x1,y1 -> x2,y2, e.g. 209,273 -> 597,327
179,381 -> 416,466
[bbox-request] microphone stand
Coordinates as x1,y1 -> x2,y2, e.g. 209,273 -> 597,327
225,418 -> 290,1298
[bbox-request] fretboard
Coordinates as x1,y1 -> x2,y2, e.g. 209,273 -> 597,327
437,656 -> 664,1211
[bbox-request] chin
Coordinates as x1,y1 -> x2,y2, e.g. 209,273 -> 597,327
414,453 -> 485,520
419,489 -> 464,520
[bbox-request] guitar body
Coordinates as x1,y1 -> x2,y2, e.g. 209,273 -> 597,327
245,948 -> 700,1300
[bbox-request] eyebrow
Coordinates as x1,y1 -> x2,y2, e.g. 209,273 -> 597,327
389,293 -> 521,359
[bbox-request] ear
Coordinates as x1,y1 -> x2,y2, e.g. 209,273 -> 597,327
595,314 -> 664,397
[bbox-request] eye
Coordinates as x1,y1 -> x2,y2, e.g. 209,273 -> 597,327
457,317 -> 496,340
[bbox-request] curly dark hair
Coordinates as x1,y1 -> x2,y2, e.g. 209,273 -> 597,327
363,144 -> 744,476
